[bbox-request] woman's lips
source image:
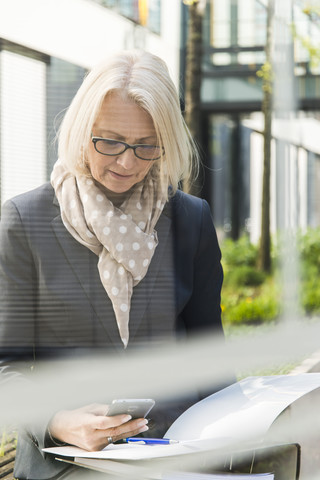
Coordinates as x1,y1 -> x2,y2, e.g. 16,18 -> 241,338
109,170 -> 133,180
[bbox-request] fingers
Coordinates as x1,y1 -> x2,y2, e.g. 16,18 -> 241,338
93,413 -> 132,430
95,416 -> 149,440
118,419 -> 149,440
81,403 -> 110,416
107,417 -> 149,441
92,418 -> 149,451
48,405 -> 150,452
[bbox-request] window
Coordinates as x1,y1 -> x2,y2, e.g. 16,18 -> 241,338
0,41 -> 85,206
0,49 -> 47,204
46,58 -> 86,176
90,0 -> 161,34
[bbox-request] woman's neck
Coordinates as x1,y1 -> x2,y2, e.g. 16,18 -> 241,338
95,181 -> 132,208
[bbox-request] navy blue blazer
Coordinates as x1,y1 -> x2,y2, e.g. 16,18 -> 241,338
0,182 -> 224,479
0,182 -> 223,354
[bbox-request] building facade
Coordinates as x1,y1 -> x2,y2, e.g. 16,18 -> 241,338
185,0 -> 320,243
2,0 -> 319,245
0,0 -> 182,205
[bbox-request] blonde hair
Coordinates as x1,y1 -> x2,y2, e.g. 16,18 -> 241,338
58,50 -> 199,197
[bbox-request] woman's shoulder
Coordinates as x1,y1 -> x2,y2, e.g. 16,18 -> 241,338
2,182 -> 56,220
169,189 -> 210,217
167,189 -> 219,253
4,182 -> 54,208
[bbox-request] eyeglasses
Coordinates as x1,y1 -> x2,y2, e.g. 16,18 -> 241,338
91,135 -> 164,161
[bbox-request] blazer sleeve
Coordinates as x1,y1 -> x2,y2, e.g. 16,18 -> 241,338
174,196 -> 224,336
173,195 -> 236,397
0,200 -> 72,479
0,199 -> 37,360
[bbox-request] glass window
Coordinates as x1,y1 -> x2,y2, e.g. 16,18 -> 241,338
147,0 -> 161,33
46,58 -> 86,176
206,0 -> 267,67
118,0 -> 139,22
292,3 -> 320,75
254,0 -> 267,46
89,0 -> 161,34
201,75 -> 263,104
0,50 -> 46,204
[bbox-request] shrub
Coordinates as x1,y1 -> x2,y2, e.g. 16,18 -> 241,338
298,228 -> 320,269
299,259 -> 318,282
220,228 -> 320,325
221,236 -> 258,268
225,265 -> 266,288
223,294 -> 280,325
297,228 -> 320,314
221,235 -> 280,326
301,278 -> 320,314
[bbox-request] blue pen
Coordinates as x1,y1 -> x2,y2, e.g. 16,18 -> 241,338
125,437 -> 179,445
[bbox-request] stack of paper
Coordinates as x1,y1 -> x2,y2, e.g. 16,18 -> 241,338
43,374 -> 320,478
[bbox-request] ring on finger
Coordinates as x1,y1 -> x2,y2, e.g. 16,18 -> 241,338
107,436 -> 113,445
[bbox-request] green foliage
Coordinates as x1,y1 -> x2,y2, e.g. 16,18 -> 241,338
303,5 -> 320,17
301,279 -> 320,314
0,428 -> 17,458
256,61 -> 274,93
225,265 -> 266,288
224,292 -> 280,325
0,428 -> 5,457
297,228 -> 320,314
222,236 -> 258,269
298,228 -> 320,269
221,229 -> 320,326
291,20 -> 320,69
221,235 -> 280,326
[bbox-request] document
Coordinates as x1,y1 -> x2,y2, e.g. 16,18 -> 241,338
68,459 -> 275,480
43,374 -> 320,476
165,373 -> 320,443
57,453 -> 275,479
45,438 -> 230,461
162,474 -> 274,479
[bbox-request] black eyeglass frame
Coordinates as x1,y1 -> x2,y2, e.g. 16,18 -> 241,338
91,135 -> 164,161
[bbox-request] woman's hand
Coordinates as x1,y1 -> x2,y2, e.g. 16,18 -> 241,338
48,403 -> 149,451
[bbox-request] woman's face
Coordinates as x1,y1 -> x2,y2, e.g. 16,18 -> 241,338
88,92 -> 157,194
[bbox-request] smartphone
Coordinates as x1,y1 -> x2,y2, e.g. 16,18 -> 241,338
107,398 -> 155,419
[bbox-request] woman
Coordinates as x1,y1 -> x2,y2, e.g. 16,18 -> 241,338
0,50 -> 224,479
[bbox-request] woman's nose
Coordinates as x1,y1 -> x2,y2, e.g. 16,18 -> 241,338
116,149 -> 136,170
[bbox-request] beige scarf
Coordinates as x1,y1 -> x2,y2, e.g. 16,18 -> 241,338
51,160 -> 166,347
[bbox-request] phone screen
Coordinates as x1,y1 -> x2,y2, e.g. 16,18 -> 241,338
107,398 -> 155,419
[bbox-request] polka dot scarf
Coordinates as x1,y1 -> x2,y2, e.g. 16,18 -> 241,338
51,160 -> 166,347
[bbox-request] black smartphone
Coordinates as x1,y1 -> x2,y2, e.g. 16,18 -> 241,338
107,398 -> 155,419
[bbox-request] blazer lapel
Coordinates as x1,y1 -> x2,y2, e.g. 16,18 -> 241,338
128,205 -> 173,340
50,196 -> 173,346
51,212 -> 123,348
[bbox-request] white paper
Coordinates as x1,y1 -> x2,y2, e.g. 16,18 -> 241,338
166,373 -> 320,443
44,438 -> 230,461
162,473 -> 274,480
43,374 -> 320,462
65,457 -> 274,479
